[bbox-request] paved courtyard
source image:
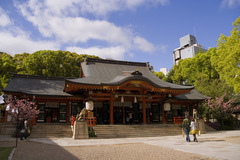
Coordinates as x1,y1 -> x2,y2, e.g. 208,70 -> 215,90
1,130 -> 240,160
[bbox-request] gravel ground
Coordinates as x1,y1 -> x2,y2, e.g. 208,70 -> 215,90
1,141 -> 215,160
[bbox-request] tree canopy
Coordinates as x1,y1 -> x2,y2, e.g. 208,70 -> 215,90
0,50 -> 100,92
211,17 -> 240,93
166,17 -> 240,96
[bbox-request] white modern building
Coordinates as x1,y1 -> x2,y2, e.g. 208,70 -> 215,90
160,68 -> 168,76
173,34 -> 207,65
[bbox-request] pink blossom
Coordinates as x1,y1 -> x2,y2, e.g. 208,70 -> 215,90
5,96 -> 39,124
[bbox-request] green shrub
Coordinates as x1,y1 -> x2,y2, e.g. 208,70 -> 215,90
88,127 -> 97,137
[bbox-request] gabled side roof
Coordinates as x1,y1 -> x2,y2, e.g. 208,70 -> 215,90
66,58 -> 194,90
3,74 -> 207,101
175,89 -> 209,101
3,74 -> 72,97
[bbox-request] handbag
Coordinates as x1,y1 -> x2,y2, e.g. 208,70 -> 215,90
182,128 -> 185,137
21,129 -> 25,133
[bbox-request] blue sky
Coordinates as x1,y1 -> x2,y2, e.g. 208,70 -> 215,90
0,0 -> 239,72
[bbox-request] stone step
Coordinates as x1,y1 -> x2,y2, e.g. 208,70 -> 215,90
93,124 -> 182,138
29,123 -> 72,138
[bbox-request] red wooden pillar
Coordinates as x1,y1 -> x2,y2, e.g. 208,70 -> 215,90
142,97 -> 146,124
32,103 -> 38,125
4,111 -> 8,122
110,95 -> 114,124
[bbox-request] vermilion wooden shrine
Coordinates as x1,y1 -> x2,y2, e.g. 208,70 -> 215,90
3,58 -> 207,125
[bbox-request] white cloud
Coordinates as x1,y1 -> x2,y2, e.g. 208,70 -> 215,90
16,1 -> 132,46
133,36 -> 155,53
0,6 -> 59,55
16,0 -> 158,53
220,0 -> 240,8
66,46 -> 126,60
0,7 -> 13,27
125,0 -> 169,9
0,31 -> 59,55
47,17 -> 131,46
26,0 -> 169,17
1,0 -> 167,59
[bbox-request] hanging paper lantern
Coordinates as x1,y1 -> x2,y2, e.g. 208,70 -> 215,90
86,101 -> 94,110
164,102 -> 171,111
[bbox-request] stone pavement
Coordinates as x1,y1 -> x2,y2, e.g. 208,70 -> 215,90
1,130 -> 240,160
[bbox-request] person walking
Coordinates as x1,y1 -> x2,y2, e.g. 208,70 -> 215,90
182,115 -> 190,142
24,119 -> 28,139
71,115 -> 76,134
129,112 -> 132,124
19,120 -> 25,140
190,118 -> 198,142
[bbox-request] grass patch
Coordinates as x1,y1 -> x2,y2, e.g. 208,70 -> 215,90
0,147 -> 14,160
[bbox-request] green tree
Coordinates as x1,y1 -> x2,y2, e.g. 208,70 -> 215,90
195,78 -> 233,98
0,53 -> 16,92
165,68 -> 175,83
153,71 -> 166,81
13,53 -> 30,74
169,47 -> 235,98
22,50 -> 100,77
171,48 -> 218,86
211,17 -> 240,93
0,50 -> 101,93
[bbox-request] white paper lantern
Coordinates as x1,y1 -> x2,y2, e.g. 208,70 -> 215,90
164,103 -> 171,111
86,101 -> 94,110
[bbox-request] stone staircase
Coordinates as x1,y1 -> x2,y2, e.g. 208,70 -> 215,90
93,124 -> 182,138
29,123 -> 215,139
0,123 -> 16,135
30,123 -> 72,138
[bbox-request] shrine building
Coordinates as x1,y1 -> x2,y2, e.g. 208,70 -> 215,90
3,57 -> 207,125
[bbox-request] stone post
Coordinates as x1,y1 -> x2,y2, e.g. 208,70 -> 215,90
197,119 -> 206,134
73,120 -> 89,139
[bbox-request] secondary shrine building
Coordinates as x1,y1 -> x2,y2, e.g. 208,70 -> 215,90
3,58 -> 207,125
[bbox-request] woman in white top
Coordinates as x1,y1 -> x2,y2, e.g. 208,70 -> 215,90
190,119 -> 198,142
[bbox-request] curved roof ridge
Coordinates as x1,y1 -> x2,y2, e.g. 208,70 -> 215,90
85,57 -> 148,67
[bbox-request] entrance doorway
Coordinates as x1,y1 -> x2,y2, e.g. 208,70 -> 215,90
45,108 -> 59,123
113,103 -> 140,124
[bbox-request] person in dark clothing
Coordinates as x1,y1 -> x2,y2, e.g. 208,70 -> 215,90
182,115 -> 191,142
19,120 -> 25,140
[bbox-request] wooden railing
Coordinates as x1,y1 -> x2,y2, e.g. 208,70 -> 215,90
173,116 -> 184,124
85,117 -> 96,126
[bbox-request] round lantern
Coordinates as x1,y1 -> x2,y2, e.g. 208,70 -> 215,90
86,101 -> 94,111
164,102 -> 171,111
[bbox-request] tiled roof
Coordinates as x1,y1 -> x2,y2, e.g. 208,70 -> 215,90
67,58 -> 194,90
175,89 -> 208,100
3,74 -> 72,97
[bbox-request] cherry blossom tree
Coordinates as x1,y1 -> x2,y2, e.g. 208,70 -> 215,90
5,96 -> 39,124
207,93 -> 240,129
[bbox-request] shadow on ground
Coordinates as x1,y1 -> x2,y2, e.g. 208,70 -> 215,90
0,138 -> 79,160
